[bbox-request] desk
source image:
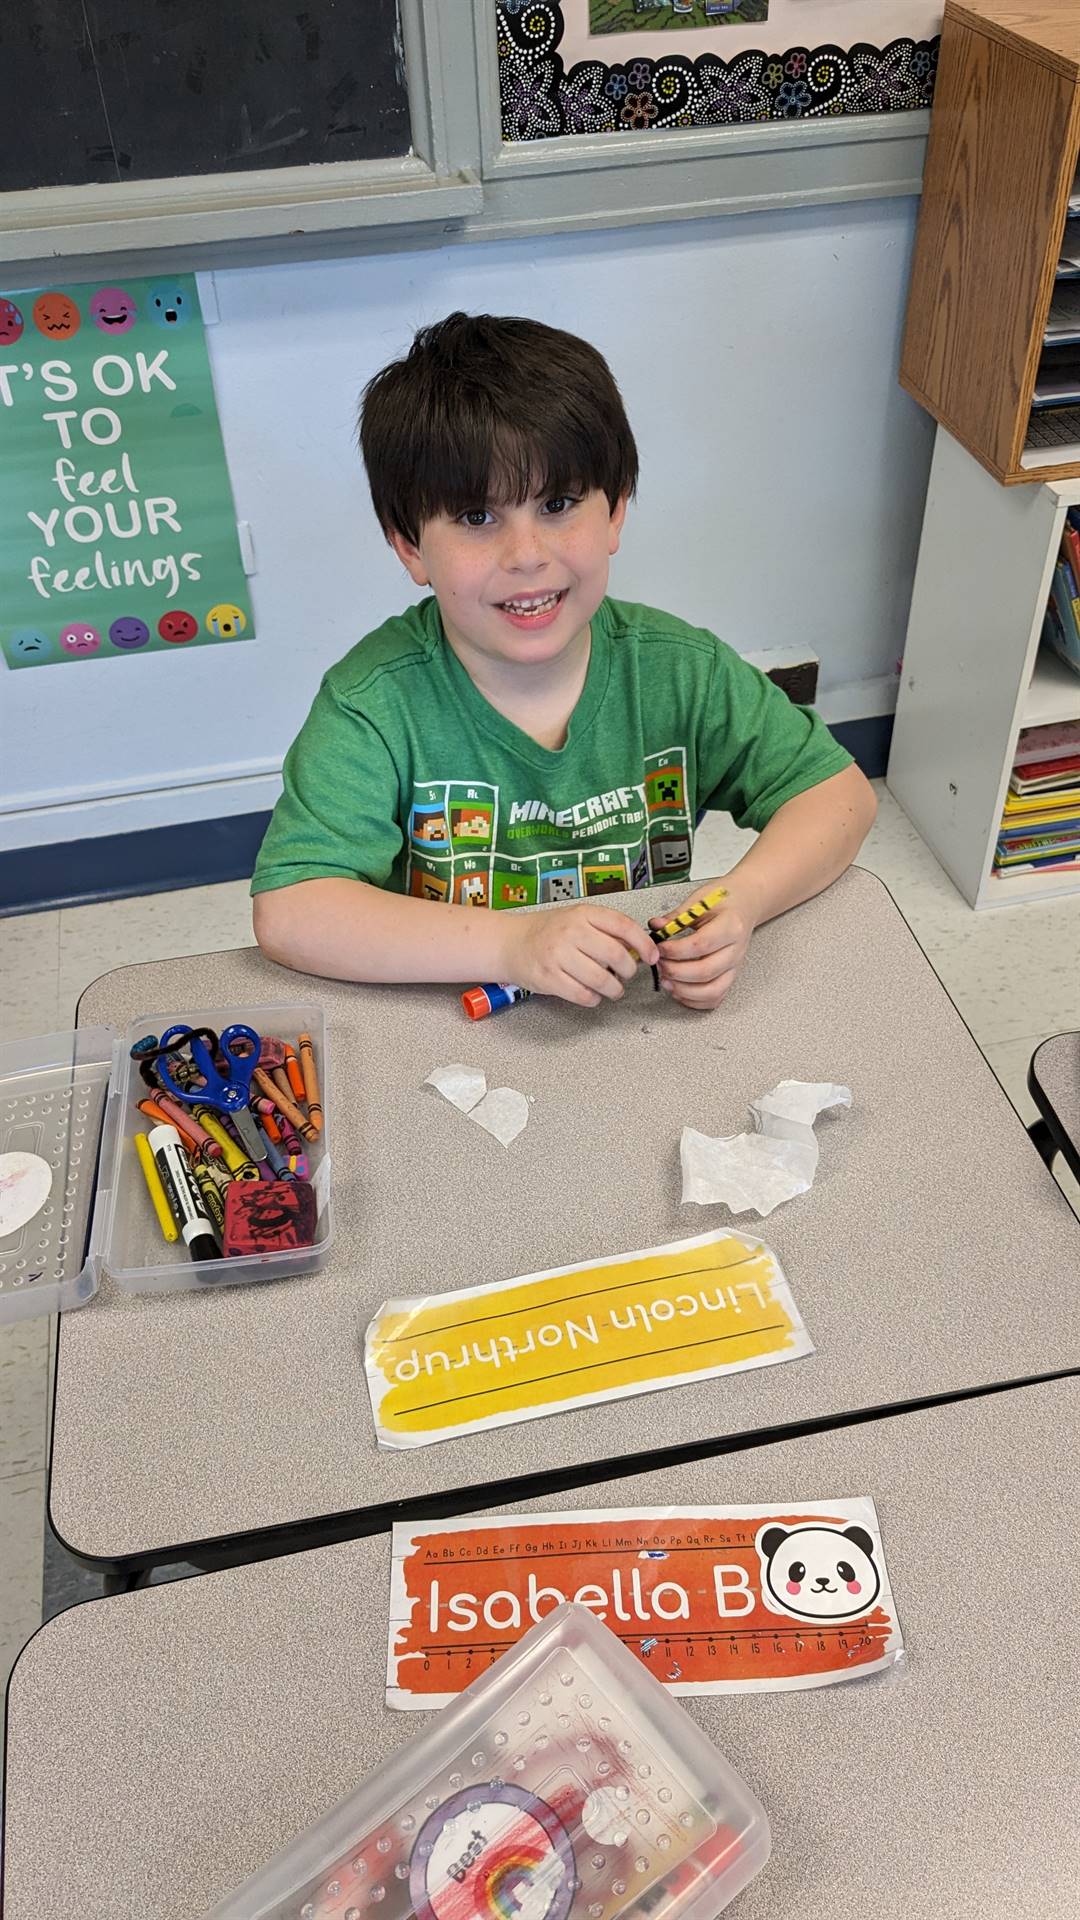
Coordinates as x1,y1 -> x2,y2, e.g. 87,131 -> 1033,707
1029,1033 -> 1080,1185
51,870 -> 1080,1574
9,1377 -> 1080,1918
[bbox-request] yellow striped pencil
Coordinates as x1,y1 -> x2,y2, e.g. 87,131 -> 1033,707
652,886 -> 728,944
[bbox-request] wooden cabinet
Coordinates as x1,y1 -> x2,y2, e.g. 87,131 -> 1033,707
901,1 -> 1080,484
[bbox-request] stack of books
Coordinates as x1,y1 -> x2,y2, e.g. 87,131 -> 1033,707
993,717 -> 1080,878
1042,507 -> 1080,674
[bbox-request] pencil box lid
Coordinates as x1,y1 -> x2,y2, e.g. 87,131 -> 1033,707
205,1600 -> 771,1920
0,1025 -> 117,1324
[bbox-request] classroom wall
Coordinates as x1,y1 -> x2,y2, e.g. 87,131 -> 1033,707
0,197 -> 934,855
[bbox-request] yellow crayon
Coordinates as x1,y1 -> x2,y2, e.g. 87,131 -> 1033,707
191,1159 -> 226,1242
653,886 -> 728,944
193,1105 -> 260,1181
134,1130 -> 178,1243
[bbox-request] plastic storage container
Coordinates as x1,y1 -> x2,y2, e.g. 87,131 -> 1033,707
93,1002 -> 332,1295
0,1004 -> 332,1320
206,1601 -> 771,1920
0,1026 -> 118,1324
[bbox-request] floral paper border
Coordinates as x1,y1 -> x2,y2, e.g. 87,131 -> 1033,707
497,1 -> 939,138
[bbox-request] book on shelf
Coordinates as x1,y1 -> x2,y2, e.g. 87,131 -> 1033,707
1010,753 -> 1080,794
1042,553 -> 1080,676
1000,796 -> 1080,829
992,856 -> 1080,878
1014,717 -> 1080,766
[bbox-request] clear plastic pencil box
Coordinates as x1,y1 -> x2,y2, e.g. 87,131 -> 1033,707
206,1601 -> 771,1920
0,1003 -> 331,1323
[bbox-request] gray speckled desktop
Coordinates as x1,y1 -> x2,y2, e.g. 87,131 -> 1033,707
51,869 -> 1080,1566
9,1378 -> 1080,1919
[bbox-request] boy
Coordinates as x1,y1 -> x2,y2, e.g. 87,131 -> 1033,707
253,313 -> 875,1009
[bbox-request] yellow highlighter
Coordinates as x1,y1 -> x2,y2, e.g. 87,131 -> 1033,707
134,1130 -> 179,1243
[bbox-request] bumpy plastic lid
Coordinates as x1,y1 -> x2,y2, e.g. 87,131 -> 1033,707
0,1027 -> 117,1324
206,1601 -> 771,1920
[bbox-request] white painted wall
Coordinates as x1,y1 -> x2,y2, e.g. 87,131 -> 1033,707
0,196 -> 934,852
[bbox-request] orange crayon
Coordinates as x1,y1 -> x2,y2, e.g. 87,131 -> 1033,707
137,1097 -> 199,1153
253,1067 -> 317,1143
297,1031 -> 323,1136
284,1043 -> 306,1103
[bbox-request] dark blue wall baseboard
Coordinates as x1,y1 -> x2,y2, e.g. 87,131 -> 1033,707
830,712 -> 894,778
0,716 -> 893,917
0,811 -> 273,916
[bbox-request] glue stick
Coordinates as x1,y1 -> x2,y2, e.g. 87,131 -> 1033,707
461,982 -> 532,1020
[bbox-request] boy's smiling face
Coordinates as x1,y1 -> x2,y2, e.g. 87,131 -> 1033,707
389,486 -> 626,679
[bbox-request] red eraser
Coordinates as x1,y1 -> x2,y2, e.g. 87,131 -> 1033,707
223,1178 -> 317,1257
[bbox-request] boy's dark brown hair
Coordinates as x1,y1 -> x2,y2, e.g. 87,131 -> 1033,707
360,311 -> 638,547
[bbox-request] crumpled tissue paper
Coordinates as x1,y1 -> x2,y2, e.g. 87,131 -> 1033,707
681,1079 -> 851,1216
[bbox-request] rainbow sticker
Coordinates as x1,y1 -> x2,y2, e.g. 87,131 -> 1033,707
409,1784 -> 576,1920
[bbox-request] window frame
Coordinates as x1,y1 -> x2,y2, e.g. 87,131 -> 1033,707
0,0 -> 930,279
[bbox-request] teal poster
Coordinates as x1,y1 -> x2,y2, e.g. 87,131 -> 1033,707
0,276 -> 254,669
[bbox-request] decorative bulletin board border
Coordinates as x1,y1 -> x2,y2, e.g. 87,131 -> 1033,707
497,1 -> 939,139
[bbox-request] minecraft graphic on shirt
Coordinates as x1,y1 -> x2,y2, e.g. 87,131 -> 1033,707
405,751 -> 692,905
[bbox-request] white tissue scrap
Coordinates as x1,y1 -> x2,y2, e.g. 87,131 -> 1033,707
424,1067 -> 529,1148
424,1065 -> 487,1114
680,1127 -> 818,1215
469,1086 -> 530,1147
750,1080 -> 852,1139
681,1078 -> 852,1217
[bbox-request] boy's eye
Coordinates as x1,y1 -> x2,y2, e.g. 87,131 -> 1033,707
542,495 -> 578,515
459,508 -> 493,528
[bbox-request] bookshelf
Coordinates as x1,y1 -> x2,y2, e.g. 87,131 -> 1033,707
901,1 -> 1080,485
887,423 -> 1080,907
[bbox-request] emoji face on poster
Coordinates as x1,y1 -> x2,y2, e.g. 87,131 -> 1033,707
756,1523 -> 881,1623
108,615 -> 150,650
0,299 -> 24,344
32,291 -> 81,339
9,628 -> 50,662
89,286 -> 138,334
147,283 -> 190,328
158,610 -> 198,645
206,603 -> 246,638
59,623 -> 102,657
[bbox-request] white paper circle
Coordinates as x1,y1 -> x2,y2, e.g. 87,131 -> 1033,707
0,1152 -> 53,1237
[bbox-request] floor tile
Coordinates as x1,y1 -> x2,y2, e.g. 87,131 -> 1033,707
856,782 -> 975,945
0,1471 -> 45,1699
57,880 -> 255,1022
915,907 -> 1080,1048
0,911 -> 60,1043
980,1034 -> 1045,1126
0,1316 -> 49,1481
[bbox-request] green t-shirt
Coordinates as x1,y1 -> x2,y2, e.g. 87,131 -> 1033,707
252,595 -> 851,908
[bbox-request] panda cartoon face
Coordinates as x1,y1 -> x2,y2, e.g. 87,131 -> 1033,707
756,1522 -> 880,1623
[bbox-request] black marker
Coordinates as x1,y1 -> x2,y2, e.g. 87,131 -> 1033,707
147,1124 -> 221,1263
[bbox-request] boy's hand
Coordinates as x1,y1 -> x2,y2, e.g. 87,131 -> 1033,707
649,884 -> 753,1010
505,905 -> 658,1008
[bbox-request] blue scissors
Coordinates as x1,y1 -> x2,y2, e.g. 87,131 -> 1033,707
154,1023 -> 266,1161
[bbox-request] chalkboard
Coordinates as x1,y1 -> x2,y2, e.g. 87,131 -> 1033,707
0,1 -> 411,191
